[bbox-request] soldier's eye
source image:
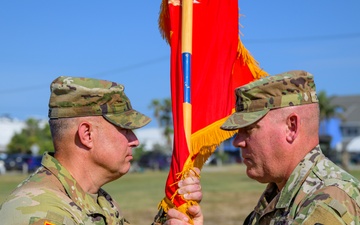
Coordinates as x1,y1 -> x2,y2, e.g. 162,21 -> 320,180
244,124 -> 258,134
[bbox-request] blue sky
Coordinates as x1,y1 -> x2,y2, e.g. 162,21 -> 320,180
1,1 -> 359,128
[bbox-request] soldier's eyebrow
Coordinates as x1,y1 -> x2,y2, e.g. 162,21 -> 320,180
238,123 -> 259,134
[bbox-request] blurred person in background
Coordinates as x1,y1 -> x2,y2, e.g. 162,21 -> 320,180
221,70 -> 360,224
0,76 -> 202,225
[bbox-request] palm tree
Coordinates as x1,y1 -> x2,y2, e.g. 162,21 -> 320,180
149,98 -> 173,150
318,91 -> 348,170
318,91 -> 338,133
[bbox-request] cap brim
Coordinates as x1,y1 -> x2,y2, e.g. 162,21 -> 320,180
221,109 -> 269,130
103,109 -> 151,129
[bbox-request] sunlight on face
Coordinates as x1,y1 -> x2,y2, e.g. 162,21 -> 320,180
92,118 -> 139,180
234,112 -> 288,184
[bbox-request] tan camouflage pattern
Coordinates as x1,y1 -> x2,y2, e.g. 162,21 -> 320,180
0,152 -> 130,225
49,76 -> 151,129
221,70 -> 318,130
244,145 -> 360,225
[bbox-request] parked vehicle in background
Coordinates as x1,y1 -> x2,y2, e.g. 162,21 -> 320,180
138,151 -> 171,171
4,153 -> 42,173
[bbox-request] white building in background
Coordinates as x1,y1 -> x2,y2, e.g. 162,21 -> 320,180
0,117 -> 25,152
134,127 -> 166,150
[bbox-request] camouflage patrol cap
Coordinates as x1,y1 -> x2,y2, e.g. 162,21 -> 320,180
221,70 -> 318,130
48,76 -> 151,129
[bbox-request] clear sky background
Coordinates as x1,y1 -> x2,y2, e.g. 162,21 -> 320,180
1,1 -> 359,128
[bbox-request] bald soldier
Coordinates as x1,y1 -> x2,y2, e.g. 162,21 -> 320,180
0,76 -> 203,225
221,70 -> 360,224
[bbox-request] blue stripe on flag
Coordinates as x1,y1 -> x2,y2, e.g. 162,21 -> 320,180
182,52 -> 191,103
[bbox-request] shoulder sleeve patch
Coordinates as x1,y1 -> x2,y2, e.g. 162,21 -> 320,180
303,203 -> 343,225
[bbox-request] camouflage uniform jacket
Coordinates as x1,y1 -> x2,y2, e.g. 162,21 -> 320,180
244,145 -> 360,225
0,152 -> 129,225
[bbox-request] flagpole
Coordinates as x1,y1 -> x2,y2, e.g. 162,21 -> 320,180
182,0 -> 193,154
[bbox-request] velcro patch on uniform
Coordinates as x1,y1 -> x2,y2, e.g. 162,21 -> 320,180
327,199 -> 347,216
303,204 -> 343,225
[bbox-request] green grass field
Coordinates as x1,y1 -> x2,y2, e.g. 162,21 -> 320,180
1,164 -> 360,225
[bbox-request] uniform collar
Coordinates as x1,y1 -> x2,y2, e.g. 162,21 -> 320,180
41,152 -> 109,215
276,145 -> 323,209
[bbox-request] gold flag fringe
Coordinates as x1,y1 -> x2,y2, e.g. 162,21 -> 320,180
191,115 -> 237,169
158,0 -> 171,44
157,197 -> 198,224
237,38 -> 268,79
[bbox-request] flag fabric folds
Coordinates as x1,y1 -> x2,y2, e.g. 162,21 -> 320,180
155,0 -> 268,223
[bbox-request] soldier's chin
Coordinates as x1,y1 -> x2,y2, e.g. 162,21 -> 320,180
118,163 -> 132,177
125,163 -> 132,173
245,167 -> 259,179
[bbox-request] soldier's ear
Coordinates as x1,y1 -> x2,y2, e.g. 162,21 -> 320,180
77,121 -> 94,149
285,113 -> 299,143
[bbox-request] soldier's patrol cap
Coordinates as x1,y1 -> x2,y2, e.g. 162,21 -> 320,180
221,70 -> 318,130
48,76 -> 151,129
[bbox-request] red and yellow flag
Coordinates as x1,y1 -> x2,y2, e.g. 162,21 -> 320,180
155,0 -> 267,222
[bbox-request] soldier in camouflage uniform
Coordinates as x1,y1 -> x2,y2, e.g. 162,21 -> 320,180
0,76 -> 203,225
221,70 -> 360,224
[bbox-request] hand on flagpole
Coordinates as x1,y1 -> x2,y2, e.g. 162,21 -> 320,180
164,167 -> 203,225
177,167 -> 202,202
165,204 -> 203,225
